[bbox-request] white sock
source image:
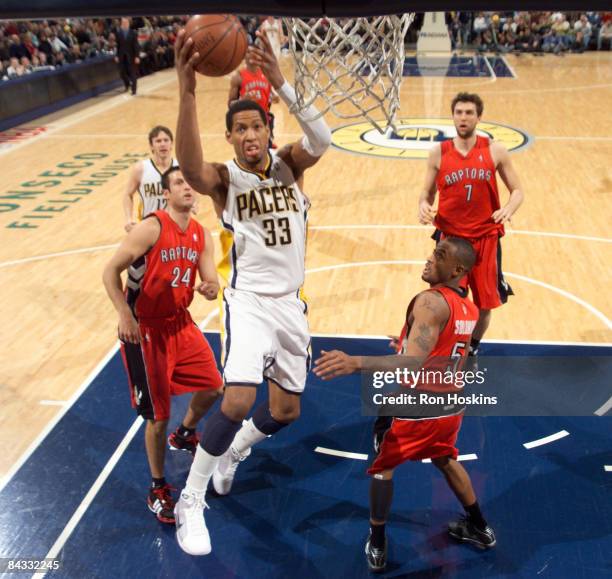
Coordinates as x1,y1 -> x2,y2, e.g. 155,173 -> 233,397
232,418 -> 268,455
184,446 -> 218,495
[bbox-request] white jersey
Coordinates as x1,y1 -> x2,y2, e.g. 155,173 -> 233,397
219,152 -> 310,296
137,158 -> 179,218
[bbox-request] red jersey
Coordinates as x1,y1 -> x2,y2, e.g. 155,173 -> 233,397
127,210 -> 205,320
239,68 -> 272,113
397,286 -> 479,392
434,136 -> 504,239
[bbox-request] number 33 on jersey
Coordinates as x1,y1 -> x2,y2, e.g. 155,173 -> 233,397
219,151 -> 310,296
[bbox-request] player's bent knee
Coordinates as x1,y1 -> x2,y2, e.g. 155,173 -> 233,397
271,406 -> 300,423
431,455 -> 452,470
147,418 -> 169,433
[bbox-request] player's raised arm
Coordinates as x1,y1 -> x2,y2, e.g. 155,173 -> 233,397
418,144 -> 441,225
491,142 -> 524,224
175,30 -> 226,205
196,228 -> 220,301
122,160 -> 143,232
102,218 -> 160,343
249,29 -> 331,176
227,70 -> 242,106
314,291 -> 449,379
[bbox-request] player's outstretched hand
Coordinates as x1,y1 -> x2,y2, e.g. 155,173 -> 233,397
247,29 -> 284,89
388,335 -> 400,351
175,29 -> 201,94
314,350 -> 360,380
418,200 -> 436,225
492,205 -> 514,224
118,312 -> 141,344
197,280 -> 219,300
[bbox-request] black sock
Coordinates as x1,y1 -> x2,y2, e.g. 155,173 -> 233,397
469,338 -> 481,355
177,423 -> 195,438
370,523 -> 386,549
151,477 -> 166,489
464,501 -> 487,530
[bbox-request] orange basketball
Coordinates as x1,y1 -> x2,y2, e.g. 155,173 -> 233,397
183,14 -> 248,77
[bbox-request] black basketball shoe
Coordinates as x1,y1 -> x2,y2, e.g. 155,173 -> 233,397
448,516 -> 496,548
147,484 -> 176,524
365,532 -> 387,573
168,428 -> 199,456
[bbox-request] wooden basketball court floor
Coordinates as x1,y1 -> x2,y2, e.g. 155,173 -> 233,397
0,52 -> 610,486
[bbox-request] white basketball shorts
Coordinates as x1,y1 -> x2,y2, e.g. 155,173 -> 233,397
221,287 -> 311,394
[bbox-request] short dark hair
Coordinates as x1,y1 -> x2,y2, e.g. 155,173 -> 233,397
161,166 -> 181,191
225,99 -> 268,132
148,125 -> 173,145
445,237 -> 477,272
451,92 -> 484,117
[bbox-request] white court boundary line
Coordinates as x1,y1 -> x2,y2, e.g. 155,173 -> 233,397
31,311 -> 218,577
523,430 -> 570,449
314,447 -> 369,461
1,224 -> 610,270
594,395 -> 612,417
306,259 -> 612,330
0,342 -> 120,494
422,454 -> 478,463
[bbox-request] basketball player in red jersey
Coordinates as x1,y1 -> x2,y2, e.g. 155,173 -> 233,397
418,93 -> 525,356
103,167 -> 223,524
315,238 -> 496,572
228,56 -> 280,146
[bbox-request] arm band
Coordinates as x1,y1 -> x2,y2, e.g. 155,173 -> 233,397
276,80 -> 332,157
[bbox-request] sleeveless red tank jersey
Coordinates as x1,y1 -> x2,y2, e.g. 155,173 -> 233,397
397,286 -> 479,392
239,68 -> 272,113
126,210 -> 205,319
434,136 -> 504,239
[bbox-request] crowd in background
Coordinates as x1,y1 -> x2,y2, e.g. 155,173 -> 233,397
0,16 -> 183,81
1,11 -> 611,82
443,11 -> 612,54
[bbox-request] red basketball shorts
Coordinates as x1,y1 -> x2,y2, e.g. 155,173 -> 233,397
120,310 -> 222,421
368,414 -> 463,474
436,231 -> 513,310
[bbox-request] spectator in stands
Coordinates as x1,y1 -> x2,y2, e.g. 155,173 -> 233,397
37,31 -> 54,63
6,56 -> 28,77
474,12 -> 489,38
573,14 -> 592,50
598,19 -> 612,50
9,34 -> 29,60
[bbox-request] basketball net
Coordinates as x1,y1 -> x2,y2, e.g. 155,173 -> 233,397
282,15 -> 415,133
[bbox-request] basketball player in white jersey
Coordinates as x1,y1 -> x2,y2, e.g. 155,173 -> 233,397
122,126 -> 179,232
172,29 -> 331,555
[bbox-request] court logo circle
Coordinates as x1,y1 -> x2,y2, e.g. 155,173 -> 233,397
331,118 -> 531,159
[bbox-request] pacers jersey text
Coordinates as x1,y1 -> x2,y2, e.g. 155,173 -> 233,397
434,136 -> 503,238
138,158 -> 179,218
126,210 -> 204,319
219,152 -> 309,296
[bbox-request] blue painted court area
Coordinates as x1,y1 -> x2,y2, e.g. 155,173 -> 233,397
403,55 -> 515,78
1,335 -> 610,578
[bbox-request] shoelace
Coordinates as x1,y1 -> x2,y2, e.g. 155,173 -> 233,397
154,484 -> 177,506
225,448 -> 247,475
185,495 -> 209,535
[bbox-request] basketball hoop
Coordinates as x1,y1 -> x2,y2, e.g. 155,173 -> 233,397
282,14 -> 414,133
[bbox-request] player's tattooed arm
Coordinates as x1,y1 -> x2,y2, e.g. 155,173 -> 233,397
314,291 -> 449,379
